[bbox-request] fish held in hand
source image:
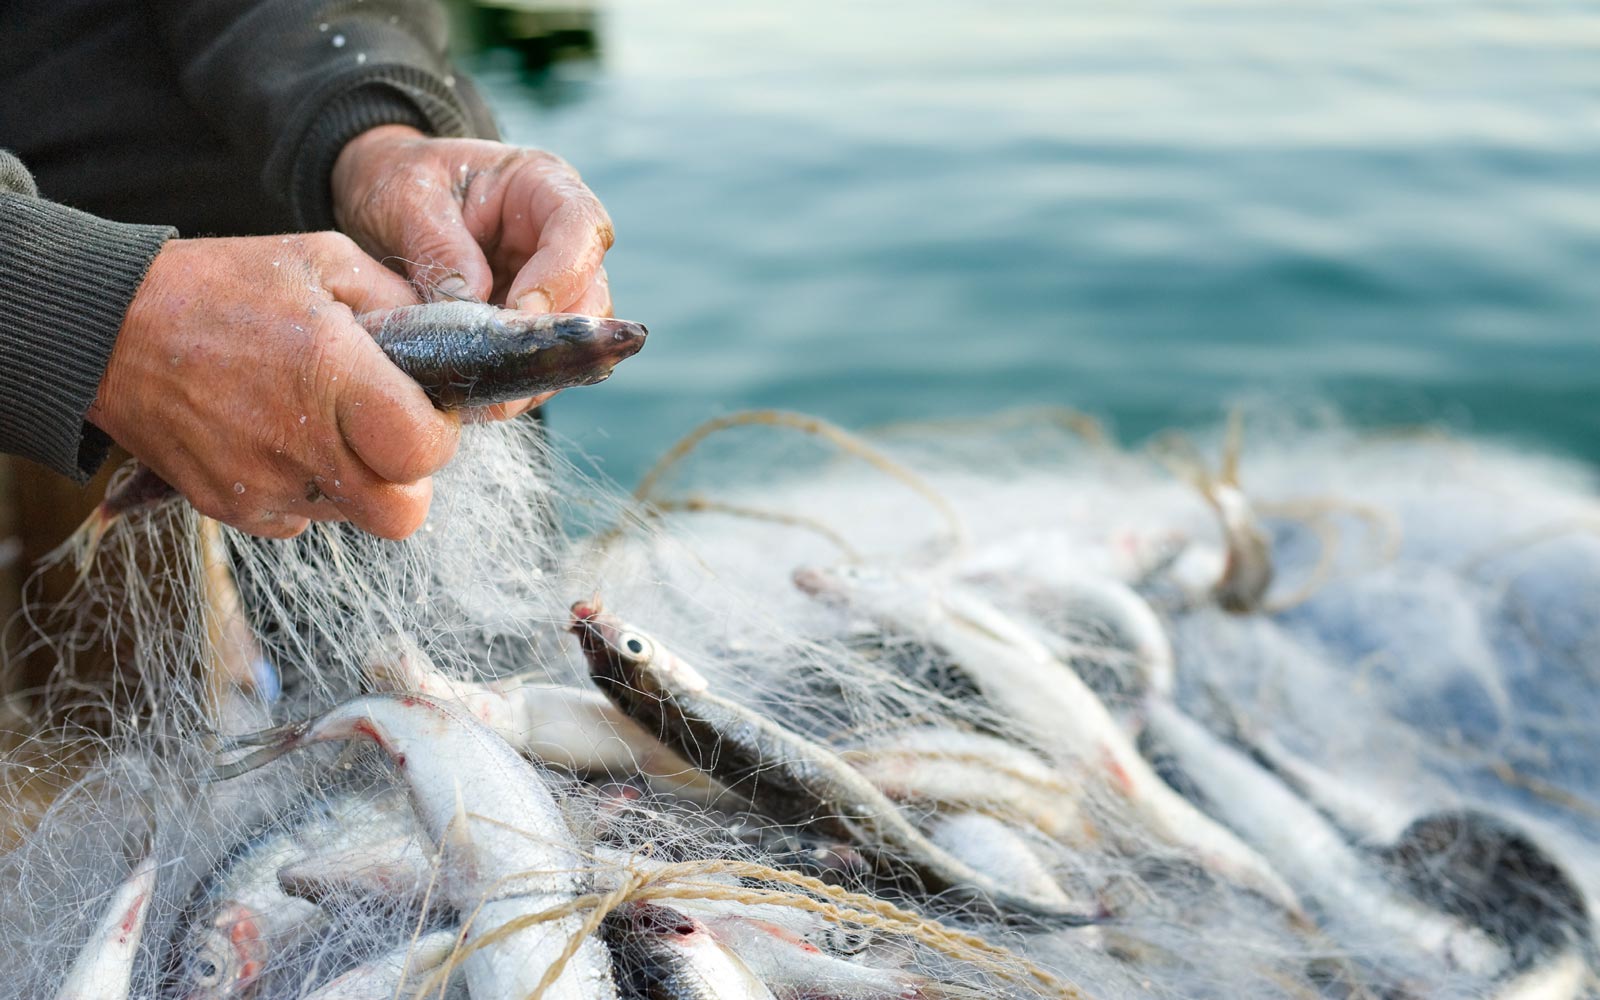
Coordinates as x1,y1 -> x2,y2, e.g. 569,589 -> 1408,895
359,302 -> 648,408
63,302 -> 646,564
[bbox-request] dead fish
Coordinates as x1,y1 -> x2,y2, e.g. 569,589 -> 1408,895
1145,699 -> 1508,977
357,302 -> 647,408
363,635 -> 710,794
214,694 -> 618,1000
280,828 -> 735,913
605,902 -> 777,1000
54,853 -> 158,1000
67,302 -> 647,563
301,929 -> 462,1000
1209,696 -> 1594,980
570,601 -> 1103,928
793,563 -> 1301,916
700,913 -> 986,1000
838,728 -> 1085,841
921,812 -> 1080,913
197,516 -> 279,736
164,790 -> 417,1000
958,558 -> 1177,710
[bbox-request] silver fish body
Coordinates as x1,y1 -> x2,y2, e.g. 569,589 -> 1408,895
839,728 -> 1084,841
793,564 -> 1301,915
358,302 -> 647,408
301,929 -> 463,1000
605,902 -> 776,1000
167,790 -> 416,1000
54,854 -> 158,1000
570,603 -> 1102,927
363,636 -> 707,790
1146,700 -> 1507,977
215,694 -> 617,1000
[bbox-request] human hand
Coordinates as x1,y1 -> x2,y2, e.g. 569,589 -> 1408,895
330,125 -> 616,419
88,234 -> 460,539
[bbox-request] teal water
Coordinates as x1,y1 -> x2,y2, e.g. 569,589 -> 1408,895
473,0 -> 1600,482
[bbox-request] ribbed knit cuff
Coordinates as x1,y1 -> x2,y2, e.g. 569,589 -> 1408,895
0,194 -> 173,482
277,65 -> 497,231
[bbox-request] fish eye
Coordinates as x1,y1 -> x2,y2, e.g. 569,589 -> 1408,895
193,956 -> 221,986
617,631 -> 652,660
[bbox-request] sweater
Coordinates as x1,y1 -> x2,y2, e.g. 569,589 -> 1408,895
0,0 -> 496,481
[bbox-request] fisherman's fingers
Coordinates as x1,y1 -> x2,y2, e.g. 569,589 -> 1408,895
306,231 -> 428,314
502,172 -> 614,314
568,265 -> 614,318
466,266 -> 611,423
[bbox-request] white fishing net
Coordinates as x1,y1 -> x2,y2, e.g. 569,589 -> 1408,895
1,405 -> 1596,999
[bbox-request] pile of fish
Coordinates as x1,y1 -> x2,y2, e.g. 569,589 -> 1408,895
17,405 -> 1600,1000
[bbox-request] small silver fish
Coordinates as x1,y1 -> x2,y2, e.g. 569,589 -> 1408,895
214,694 -> 618,1000
571,601 -> 1103,927
839,728 -> 1085,842
605,902 -> 776,1000
358,302 -> 648,408
54,854 -> 158,1000
301,930 -> 463,1000
1145,700 -> 1506,977
699,913 -> 985,1000
363,635 -> 710,794
793,563 -> 1301,916
166,791 -> 416,1000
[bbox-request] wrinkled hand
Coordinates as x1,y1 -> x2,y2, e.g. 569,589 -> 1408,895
89,234 -> 460,539
331,125 -> 616,418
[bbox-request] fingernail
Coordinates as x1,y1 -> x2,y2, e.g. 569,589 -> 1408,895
431,275 -> 476,303
516,291 -> 553,315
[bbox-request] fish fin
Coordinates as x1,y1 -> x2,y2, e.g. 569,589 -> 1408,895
278,835 -> 431,904
442,779 -> 479,875
207,719 -> 313,780
214,718 -> 308,751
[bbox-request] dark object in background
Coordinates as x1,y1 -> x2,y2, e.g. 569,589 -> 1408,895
452,0 -> 601,71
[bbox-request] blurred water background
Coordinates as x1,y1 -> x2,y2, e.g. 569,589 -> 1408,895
457,0 -> 1600,483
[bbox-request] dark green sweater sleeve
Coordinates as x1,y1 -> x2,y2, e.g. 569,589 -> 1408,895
0,150 -> 173,482
149,0 -> 499,231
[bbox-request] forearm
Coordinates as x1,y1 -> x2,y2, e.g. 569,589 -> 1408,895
149,0 -> 499,229
0,151 -> 173,482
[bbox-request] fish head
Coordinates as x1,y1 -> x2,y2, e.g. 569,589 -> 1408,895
520,314 -> 649,385
569,601 -> 708,697
621,900 -> 705,940
176,903 -> 267,999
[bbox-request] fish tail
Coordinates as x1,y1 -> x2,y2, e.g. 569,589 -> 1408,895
207,719 -> 314,780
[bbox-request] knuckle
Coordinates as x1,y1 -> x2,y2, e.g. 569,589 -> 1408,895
307,230 -> 359,262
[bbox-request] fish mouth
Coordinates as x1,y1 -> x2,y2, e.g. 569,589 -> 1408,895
546,315 -> 648,356
599,318 -> 648,363
569,599 -> 623,653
